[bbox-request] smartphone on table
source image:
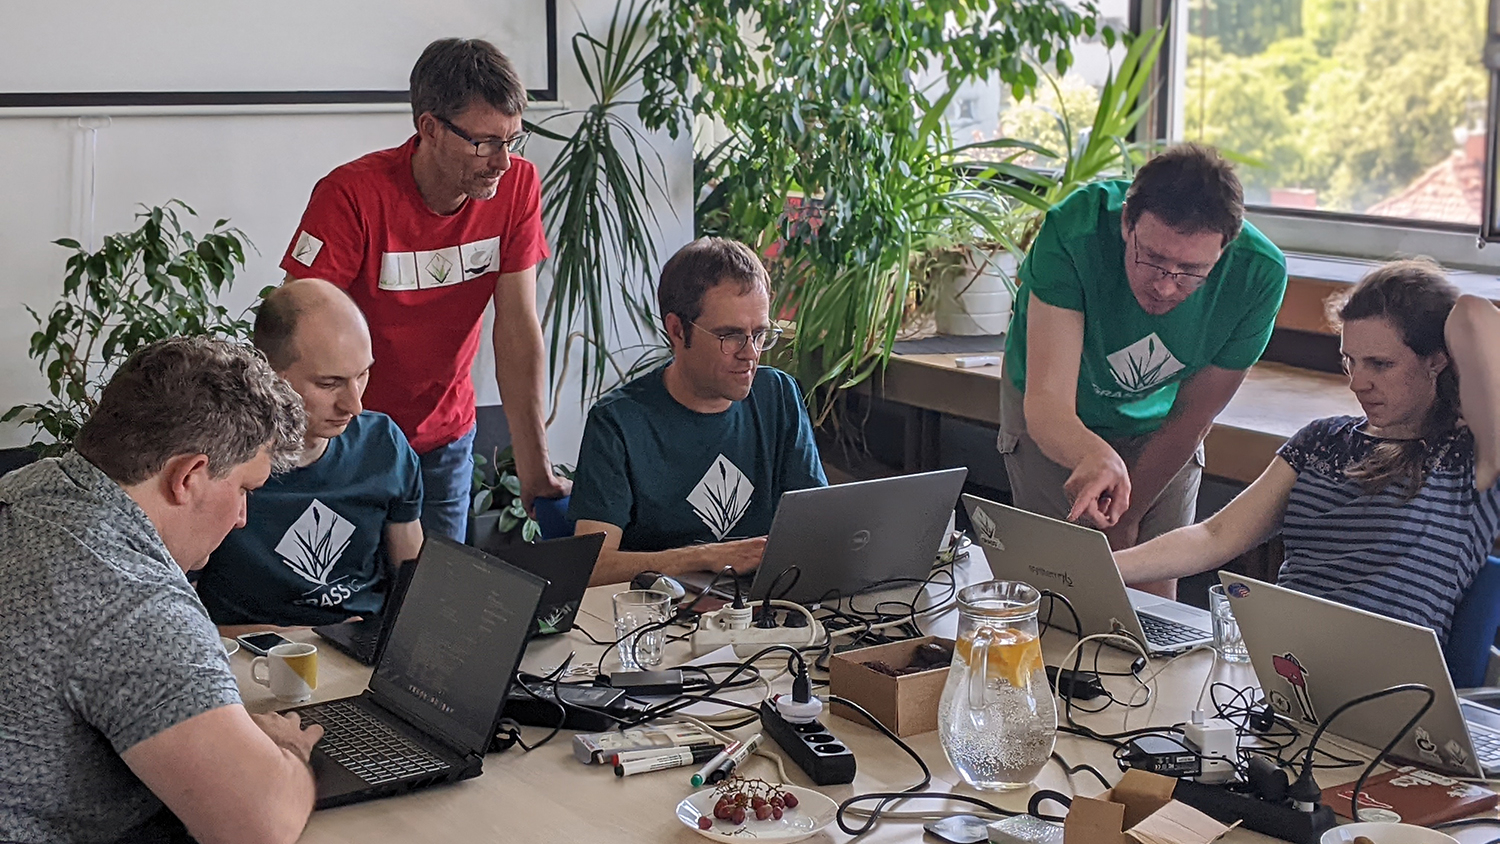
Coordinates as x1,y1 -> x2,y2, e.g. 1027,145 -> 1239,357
235,631 -> 293,656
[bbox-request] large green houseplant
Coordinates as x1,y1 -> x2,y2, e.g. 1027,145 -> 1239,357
529,0 -> 672,405
980,25 -> 1167,252
638,0 -> 1116,420
3,201 -> 259,451
913,25 -> 1167,334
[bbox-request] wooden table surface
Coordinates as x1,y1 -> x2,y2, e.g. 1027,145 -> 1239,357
230,548 -> 1493,844
873,353 -> 1362,485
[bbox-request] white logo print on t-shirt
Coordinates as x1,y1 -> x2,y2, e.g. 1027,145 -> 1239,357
1106,332 -> 1185,393
275,500 -> 356,585
291,231 -> 324,266
688,455 -> 755,541
377,236 -> 502,291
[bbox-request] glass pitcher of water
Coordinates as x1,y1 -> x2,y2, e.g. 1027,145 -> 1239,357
938,580 -> 1056,790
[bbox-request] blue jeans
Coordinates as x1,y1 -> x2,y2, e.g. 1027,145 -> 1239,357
419,425 -> 476,544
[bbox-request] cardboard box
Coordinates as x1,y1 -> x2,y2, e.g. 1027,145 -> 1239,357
1064,769 -> 1234,844
827,636 -> 953,737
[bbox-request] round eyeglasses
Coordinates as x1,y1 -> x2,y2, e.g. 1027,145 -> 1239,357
690,322 -> 784,355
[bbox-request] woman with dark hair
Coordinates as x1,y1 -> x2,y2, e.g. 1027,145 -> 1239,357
1115,259 -> 1500,644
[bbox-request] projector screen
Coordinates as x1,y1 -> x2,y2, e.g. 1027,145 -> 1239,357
0,0 -> 557,107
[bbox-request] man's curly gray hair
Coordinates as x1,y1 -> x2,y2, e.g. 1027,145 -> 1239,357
75,336 -> 306,483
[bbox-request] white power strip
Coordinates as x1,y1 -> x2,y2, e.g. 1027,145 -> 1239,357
691,600 -> 825,658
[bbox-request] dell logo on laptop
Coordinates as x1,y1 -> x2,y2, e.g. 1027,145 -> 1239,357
849,530 -> 871,551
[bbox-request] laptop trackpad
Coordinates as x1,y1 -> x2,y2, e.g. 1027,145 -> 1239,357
1134,597 -> 1210,629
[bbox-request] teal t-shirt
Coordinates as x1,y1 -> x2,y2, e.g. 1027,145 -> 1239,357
197,411 -> 423,626
568,363 -> 827,552
1004,180 -> 1287,440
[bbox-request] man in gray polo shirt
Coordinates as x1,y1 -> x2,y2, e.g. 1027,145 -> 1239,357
0,337 -> 322,844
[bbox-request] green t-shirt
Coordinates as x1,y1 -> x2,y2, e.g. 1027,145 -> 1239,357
1004,180 -> 1287,440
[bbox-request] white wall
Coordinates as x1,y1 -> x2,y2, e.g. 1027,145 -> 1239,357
0,0 -> 694,462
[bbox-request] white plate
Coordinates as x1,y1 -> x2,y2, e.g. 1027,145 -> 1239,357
676,785 -> 837,842
220,637 -> 240,656
1320,822 -> 1459,844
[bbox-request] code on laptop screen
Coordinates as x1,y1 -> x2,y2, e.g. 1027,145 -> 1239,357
369,537 -> 546,755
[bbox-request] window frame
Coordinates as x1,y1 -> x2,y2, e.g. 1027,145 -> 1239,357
1139,0 -> 1500,271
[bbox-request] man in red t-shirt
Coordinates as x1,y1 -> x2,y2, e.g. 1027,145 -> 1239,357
281,38 -> 568,541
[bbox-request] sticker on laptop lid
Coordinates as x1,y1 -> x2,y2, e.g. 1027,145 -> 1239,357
1227,582 -> 1250,599
971,506 -> 1003,551
1268,690 -> 1292,715
1413,726 -> 1442,765
1271,652 -> 1319,725
1441,736 -> 1470,770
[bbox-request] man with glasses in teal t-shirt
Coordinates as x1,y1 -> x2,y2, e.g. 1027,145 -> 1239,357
1000,144 -> 1287,597
570,238 -> 827,587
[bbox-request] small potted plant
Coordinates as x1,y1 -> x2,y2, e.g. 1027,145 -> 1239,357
468,446 -> 574,551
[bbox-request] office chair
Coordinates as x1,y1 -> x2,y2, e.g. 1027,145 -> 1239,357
532,495 -> 574,541
1445,555 -> 1500,689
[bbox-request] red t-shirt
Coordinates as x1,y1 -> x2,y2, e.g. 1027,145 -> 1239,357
280,136 -> 550,454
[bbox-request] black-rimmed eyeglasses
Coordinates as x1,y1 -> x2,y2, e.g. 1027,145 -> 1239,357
690,322 -> 784,355
437,116 -> 529,157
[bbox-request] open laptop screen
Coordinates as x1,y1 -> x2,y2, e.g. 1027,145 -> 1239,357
368,537 -> 546,757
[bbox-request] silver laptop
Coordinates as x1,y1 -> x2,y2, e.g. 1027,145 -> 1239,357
961,494 -> 1213,655
1222,572 -> 1500,777
679,468 -> 968,605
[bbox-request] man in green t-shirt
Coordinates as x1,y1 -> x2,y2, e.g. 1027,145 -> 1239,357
1000,144 -> 1287,596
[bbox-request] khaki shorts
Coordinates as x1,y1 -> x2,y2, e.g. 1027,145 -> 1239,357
997,366 -> 1204,543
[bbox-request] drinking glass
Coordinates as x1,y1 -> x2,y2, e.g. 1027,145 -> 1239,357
613,589 -> 672,670
1209,584 -> 1250,663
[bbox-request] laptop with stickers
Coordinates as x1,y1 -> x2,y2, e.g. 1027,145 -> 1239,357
485,533 -> 605,637
960,494 -> 1213,655
1221,571 -> 1500,777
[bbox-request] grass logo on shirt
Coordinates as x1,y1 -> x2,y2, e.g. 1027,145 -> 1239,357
1105,332 -> 1185,393
688,455 -> 755,541
276,500 -> 357,606
378,236 -> 502,291
291,231 -> 323,267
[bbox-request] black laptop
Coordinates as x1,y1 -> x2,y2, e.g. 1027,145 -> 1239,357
486,533 -> 605,637
288,536 -> 547,809
313,558 -> 418,666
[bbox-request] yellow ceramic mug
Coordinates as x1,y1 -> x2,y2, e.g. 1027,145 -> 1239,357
251,642 -> 319,703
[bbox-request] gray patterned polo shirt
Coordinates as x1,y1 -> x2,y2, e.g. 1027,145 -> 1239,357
0,453 -> 242,843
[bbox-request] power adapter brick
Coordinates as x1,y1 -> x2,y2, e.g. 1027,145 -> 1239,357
986,815 -> 1064,844
600,669 -> 686,697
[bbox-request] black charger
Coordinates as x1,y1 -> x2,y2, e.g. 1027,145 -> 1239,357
599,669 -> 687,697
1045,665 -> 1107,701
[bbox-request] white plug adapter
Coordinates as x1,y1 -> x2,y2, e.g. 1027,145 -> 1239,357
1183,713 -> 1238,784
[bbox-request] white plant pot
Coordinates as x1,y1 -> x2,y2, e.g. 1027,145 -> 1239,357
935,250 -> 1015,336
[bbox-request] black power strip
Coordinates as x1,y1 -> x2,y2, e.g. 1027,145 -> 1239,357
1172,778 -> 1337,844
759,699 -> 856,785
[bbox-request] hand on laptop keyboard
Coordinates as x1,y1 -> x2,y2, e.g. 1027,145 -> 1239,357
251,711 -> 323,762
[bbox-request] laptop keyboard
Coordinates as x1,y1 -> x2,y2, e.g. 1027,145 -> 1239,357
1471,724 -> 1500,765
1139,613 -> 1209,648
298,699 -> 451,785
